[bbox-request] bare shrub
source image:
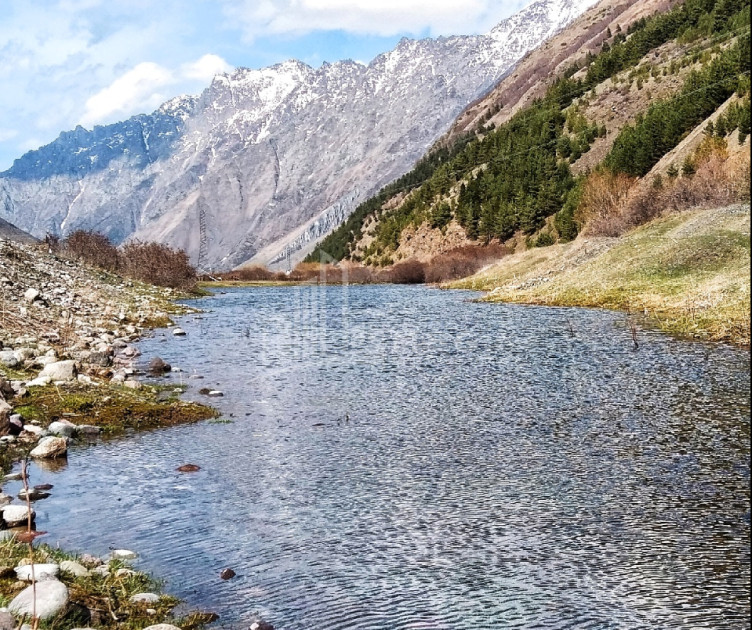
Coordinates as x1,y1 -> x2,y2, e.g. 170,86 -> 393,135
120,241 -> 196,289
63,230 -> 120,271
214,266 -> 286,282
576,171 -> 637,237
378,259 -> 426,284
424,243 -> 509,283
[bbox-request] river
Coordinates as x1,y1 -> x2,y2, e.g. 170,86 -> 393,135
18,285 -> 752,629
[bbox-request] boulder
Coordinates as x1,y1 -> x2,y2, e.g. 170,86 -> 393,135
0,493 -> 13,506
23,423 -> 47,437
0,351 -> 19,369
172,328 -> 186,336
15,562 -> 60,581
60,560 -> 90,577
8,579 -> 69,620
110,549 -> 137,560
143,626 -> 183,630
0,376 -> 15,399
30,436 -> 68,459
220,568 -> 236,580
38,360 -> 77,382
2,504 -> 35,527
47,420 -> 77,438
87,351 -> 112,367
76,424 -> 102,437
149,357 -> 171,374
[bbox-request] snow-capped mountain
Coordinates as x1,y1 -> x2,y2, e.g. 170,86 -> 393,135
0,0 -> 596,270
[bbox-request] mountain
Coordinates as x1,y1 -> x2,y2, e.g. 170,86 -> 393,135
308,0 -> 750,265
0,0 -> 596,271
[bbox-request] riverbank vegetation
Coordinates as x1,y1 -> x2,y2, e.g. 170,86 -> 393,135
49,230 -> 198,291
452,204 -> 750,344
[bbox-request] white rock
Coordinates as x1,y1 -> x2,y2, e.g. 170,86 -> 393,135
207,390 -> 224,397
22,424 -> 47,437
8,579 -> 69,620
130,592 -> 160,604
47,420 -> 76,438
110,549 -> 137,560
2,504 -> 35,527
23,288 -> 40,303
123,379 -> 142,389
30,436 -> 68,459
38,360 -> 77,382
15,563 -> 60,581
115,568 -> 136,577
172,328 -> 186,336
143,625 -> 183,630
60,560 -> 90,577
91,565 -> 110,576
25,376 -> 52,387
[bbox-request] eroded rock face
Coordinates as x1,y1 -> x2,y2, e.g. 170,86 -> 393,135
0,0 -> 594,270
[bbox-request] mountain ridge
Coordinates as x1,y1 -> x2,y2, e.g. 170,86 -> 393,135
0,0 -> 597,271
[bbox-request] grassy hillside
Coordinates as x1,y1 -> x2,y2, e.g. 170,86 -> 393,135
452,204 -> 750,344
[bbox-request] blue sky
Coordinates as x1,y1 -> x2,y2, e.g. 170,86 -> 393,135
0,0 -> 528,171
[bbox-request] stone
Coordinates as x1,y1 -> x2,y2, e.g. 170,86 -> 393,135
91,565 -> 110,577
79,553 -> 103,567
0,611 -> 14,630
250,621 -> 275,630
22,424 -> 47,437
30,436 -> 68,459
143,626 -> 183,630
25,376 -> 52,387
220,567 -> 236,580
0,351 -> 19,369
0,493 -> 13,506
149,357 -> 171,374
17,487 -> 51,501
47,420 -> 77,438
172,328 -> 186,336
207,390 -> 224,397
0,400 -> 11,435
110,549 -> 137,560
60,560 -> 90,577
123,379 -> 142,390
130,592 -> 160,604
176,464 -> 201,473
38,360 -> 77,382
114,568 -> 136,577
2,504 -> 35,527
8,579 -> 69,620
15,563 -> 60,581
23,288 -> 40,303
76,424 -> 102,437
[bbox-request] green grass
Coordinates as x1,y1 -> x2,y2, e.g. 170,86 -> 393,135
451,205 -> 751,344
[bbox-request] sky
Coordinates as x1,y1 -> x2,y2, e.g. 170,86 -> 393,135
0,0 -> 529,171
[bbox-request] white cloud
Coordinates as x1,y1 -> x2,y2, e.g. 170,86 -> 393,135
79,54 -> 233,128
80,62 -> 174,127
0,129 -> 18,143
182,53 -> 232,81
223,0 -> 502,40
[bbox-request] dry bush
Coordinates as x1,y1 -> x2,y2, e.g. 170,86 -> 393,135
120,241 -> 197,289
378,259 -> 426,284
424,243 -> 510,283
214,266 -> 286,282
63,230 -> 120,271
576,171 -> 638,237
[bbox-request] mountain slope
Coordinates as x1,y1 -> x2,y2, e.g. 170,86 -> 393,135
308,0 -> 749,264
0,0 -> 595,271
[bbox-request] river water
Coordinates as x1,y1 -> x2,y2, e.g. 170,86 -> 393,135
18,286 -> 751,629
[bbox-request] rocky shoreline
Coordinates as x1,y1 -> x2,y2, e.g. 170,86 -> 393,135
0,238 -> 239,628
